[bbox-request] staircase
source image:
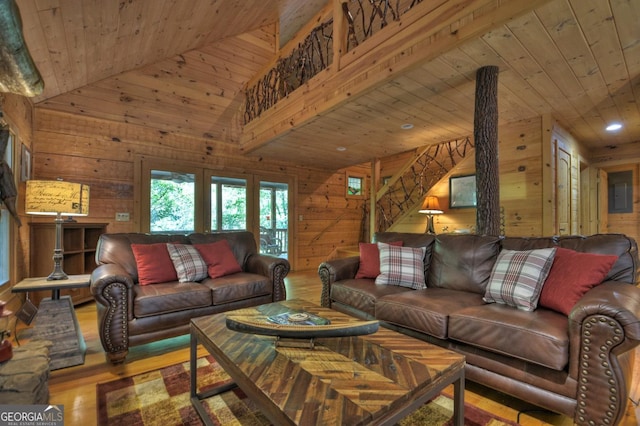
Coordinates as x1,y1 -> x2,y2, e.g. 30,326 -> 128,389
376,137 -> 474,232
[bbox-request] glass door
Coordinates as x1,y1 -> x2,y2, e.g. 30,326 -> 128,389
258,180 -> 289,259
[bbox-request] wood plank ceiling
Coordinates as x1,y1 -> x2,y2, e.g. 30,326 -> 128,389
14,0 -> 640,169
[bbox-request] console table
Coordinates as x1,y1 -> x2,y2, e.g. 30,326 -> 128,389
12,275 -> 90,370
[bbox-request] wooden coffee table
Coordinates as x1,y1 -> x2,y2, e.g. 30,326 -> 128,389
190,299 -> 465,426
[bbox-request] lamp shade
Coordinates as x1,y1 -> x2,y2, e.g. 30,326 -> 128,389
419,195 -> 443,215
25,180 -> 89,216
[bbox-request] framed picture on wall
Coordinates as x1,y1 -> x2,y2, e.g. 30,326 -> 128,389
20,144 -> 31,182
449,174 -> 476,208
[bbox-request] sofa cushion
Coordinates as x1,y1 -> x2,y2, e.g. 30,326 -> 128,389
449,304 -> 570,370
201,272 -> 271,305
188,231 -> 257,269
133,281 -> 212,317
375,243 -> 426,289
331,279 -> 411,317
428,234 -> 501,294
355,241 -> 402,279
166,243 -> 208,282
131,243 -> 178,285
483,248 -> 556,311
373,232 -> 436,278
376,288 -> 485,339
193,240 -> 242,278
539,247 -> 617,315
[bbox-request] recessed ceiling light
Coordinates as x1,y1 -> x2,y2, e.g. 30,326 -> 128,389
400,123 -> 414,130
336,146 -> 346,151
606,123 -> 623,132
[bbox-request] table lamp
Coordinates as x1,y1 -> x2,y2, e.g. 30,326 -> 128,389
419,195 -> 443,234
25,180 -> 89,280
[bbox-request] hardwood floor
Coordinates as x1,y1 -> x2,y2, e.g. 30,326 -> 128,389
17,270 -> 639,425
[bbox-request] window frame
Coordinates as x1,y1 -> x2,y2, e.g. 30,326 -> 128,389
139,159 -> 205,233
346,172 -> 365,198
0,126 -> 17,287
136,158 -> 296,269
138,158 -> 255,234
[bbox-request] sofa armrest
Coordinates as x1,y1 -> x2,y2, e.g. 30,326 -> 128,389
90,264 -> 135,363
568,282 -> 640,425
245,254 -> 290,302
318,256 -> 360,307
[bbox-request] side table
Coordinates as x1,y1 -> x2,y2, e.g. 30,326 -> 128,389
12,275 -> 91,370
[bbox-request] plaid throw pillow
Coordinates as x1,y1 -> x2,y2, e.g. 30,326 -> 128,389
483,248 -> 557,311
166,243 -> 208,282
375,242 -> 427,289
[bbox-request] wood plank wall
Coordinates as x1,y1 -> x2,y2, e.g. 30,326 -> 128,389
589,142 -> 640,244
386,116 -> 640,248
26,108 -> 369,272
390,117 -> 545,236
3,97 -> 639,280
1,94 -> 34,311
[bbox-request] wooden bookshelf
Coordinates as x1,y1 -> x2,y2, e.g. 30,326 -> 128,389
29,222 -> 107,306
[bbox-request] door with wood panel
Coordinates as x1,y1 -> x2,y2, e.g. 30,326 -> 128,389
556,147 -> 571,235
598,169 -> 608,233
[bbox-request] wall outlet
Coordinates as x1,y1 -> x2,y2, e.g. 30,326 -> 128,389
115,212 -> 130,222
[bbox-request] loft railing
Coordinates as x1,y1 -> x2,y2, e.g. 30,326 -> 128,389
343,0 -> 424,50
244,19 -> 334,123
244,0 -> 425,123
376,137 -> 474,232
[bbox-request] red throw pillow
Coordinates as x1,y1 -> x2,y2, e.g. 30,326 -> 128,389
193,240 -> 242,279
355,241 -> 403,279
539,247 -> 617,315
131,243 -> 178,285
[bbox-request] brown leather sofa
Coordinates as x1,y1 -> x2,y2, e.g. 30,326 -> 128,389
90,231 -> 290,363
318,232 -> 640,426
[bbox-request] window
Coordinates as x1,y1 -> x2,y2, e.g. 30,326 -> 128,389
210,176 -> 247,231
150,170 -> 196,233
141,160 -> 249,234
347,173 -> 365,197
139,159 -> 293,264
0,131 -> 13,286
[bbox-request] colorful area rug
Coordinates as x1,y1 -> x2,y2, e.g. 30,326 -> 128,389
97,356 -> 520,425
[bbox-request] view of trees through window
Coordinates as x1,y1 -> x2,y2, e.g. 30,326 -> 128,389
149,170 -> 289,257
210,177 -> 247,231
260,184 -> 288,229
150,171 -> 195,233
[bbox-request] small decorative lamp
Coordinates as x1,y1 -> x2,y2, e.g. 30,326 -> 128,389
25,180 -> 89,280
419,195 -> 443,234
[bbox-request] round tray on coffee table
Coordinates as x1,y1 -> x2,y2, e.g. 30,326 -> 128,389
225,308 -> 379,348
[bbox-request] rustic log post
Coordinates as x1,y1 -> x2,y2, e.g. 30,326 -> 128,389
0,0 -> 44,96
474,66 -> 500,236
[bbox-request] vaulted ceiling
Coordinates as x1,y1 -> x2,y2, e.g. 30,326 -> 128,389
13,0 -> 640,169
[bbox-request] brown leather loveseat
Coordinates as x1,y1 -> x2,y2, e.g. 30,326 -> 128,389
318,232 -> 640,426
90,231 -> 290,363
